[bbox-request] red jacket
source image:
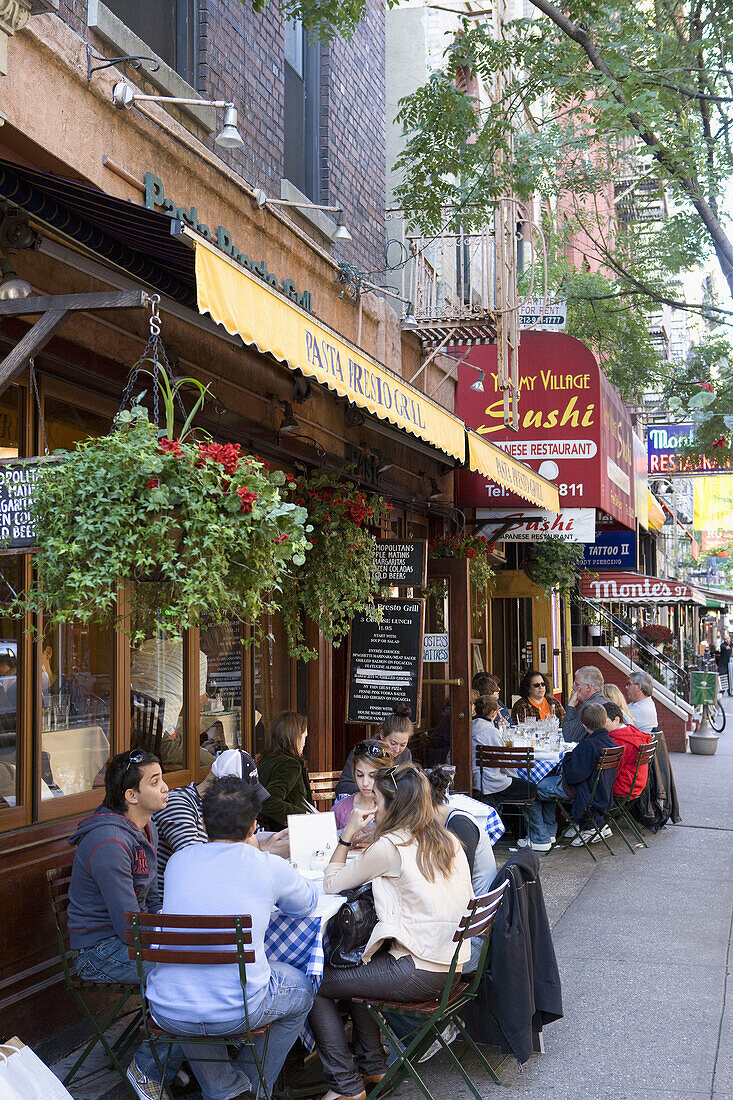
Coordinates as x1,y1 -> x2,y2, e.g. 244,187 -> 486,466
610,725 -> 652,798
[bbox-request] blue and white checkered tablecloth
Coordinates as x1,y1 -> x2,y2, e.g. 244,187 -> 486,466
516,748 -> 567,784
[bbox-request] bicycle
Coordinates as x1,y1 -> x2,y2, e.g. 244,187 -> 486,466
708,698 -> 727,733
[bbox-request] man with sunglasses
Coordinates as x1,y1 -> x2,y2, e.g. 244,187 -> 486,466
67,750 -> 185,1099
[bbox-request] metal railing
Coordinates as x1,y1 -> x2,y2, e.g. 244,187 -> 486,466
576,594 -> 690,704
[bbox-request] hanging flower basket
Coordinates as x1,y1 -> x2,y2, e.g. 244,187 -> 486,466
429,532 -> 496,604
278,470 -> 391,660
20,402 -> 311,642
522,536 -> 585,597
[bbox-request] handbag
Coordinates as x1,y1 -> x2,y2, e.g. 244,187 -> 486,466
0,1039 -> 74,1100
327,883 -> 377,968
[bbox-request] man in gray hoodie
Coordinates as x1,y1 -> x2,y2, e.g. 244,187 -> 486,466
67,750 -> 185,1100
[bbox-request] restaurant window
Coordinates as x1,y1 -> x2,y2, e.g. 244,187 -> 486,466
131,623 -> 194,773
283,17 -> 321,201
199,621 -> 245,757
102,1 -> 197,86
0,557 -> 22,811
252,612 -> 294,757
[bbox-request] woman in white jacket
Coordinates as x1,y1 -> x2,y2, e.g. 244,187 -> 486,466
309,764 -> 472,1100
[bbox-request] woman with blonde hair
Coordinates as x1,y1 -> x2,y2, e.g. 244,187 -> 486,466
256,711 -> 313,830
310,764 -> 472,1100
603,683 -> 633,724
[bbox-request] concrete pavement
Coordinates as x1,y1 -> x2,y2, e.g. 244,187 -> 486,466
48,712 -> 733,1099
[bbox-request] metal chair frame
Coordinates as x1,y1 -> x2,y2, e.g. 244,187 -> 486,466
546,745 -> 624,863
125,911 -> 271,1100
354,883 -> 509,1100
46,859 -> 141,1092
607,740 -> 658,852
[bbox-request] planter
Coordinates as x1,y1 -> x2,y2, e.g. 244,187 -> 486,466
689,731 -> 719,755
588,624 -> 602,638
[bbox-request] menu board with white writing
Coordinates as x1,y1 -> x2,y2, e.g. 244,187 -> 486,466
0,457 -> 59,551
374,540 -> 427,586
346,599 -> 425,725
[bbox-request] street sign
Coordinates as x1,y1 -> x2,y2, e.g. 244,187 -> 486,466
691,670 -> 718,705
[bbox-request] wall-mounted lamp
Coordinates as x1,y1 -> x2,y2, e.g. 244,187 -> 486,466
278,402 -> 301,434
470,369 -> 485,393
292,372 -> 313,404
250,188 -> 352,243
0,259 -> 31,301
377,458 -> 394,475
112,81 -> 245,148
403,302 -> 417,326
428,478 -> 445,502
0,211 -> 41,301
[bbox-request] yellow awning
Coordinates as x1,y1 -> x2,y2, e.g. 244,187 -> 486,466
648,491 -> 666,531
467,432 -> 560,511
189,232 -> 466,460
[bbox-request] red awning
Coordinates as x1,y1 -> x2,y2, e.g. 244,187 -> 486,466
581,571 -> 706,606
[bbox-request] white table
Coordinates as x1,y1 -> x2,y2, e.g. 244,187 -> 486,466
42,725 -> 109,795
449,793 -> 505,844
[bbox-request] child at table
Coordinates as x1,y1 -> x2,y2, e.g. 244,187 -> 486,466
331,739 -> 392,845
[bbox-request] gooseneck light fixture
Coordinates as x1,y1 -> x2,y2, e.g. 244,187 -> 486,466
112,81 -> 245,149
250,188 -> 352,243
0,211 -> 41,300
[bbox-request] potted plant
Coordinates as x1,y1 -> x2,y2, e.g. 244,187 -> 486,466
279,470 -> 390,660
20,381 -> 311,642
637,623 -> 675,648
428,531 -> 496,613
523,536 -> 585,597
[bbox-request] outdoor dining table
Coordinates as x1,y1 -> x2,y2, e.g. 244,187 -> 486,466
515,742 -> 577,784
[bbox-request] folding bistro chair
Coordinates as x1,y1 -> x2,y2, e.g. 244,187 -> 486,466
475,744 -> 535,834
607,739 -> 658,852
125,911 -> 272,1100
130,690 -> 165,758
354,882 -> 509,1100
547,744 -> 624,862
46,857 -> 141,1091
308,770 -> 341,811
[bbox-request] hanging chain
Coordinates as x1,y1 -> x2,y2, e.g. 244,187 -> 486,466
115,294 -> 188,433
29,358 -> 49,455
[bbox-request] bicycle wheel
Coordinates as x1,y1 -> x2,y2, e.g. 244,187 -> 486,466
708,701 -> 726,733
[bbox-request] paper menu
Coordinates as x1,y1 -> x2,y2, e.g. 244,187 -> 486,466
287,810 -> 338,870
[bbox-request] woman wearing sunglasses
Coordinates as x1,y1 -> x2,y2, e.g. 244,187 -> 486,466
310,764 -> 472,1100
331,740 -> 392,843
510,669 -> 565,725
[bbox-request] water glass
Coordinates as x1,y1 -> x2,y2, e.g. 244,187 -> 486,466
41,706 -> 52,732
58,693 -> 70,729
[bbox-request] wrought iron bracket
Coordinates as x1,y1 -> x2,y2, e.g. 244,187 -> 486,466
86,43 -> 161,82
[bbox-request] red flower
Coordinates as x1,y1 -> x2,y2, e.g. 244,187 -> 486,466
158,437 -> 184,459
285,472 -> 297,485
254,454 -> 271,472
237,487 -> 259,513
147,477 -> 160,490
197,441 -> 242,475
713,436 -> 727,448
699,382 -> 714,392
274,532 -> 290,545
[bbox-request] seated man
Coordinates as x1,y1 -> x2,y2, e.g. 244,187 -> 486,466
603,701 -> 652,799
520,701 -> 617,850
145,775 -> 318,1100
625,671 -> 659,734
561,666 -> 610,743
66,750 -> 183,1100
131,635 -> 213,767
152,747 -> 289,890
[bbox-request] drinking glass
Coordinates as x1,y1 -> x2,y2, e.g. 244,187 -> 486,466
58,692 -> 70,729
42,706 -> 52,732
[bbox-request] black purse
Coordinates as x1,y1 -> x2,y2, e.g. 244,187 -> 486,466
327,883 -> 377,968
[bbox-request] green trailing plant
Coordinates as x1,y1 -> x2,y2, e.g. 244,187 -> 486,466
428,532 -> 496,614
279,471 -> 390,660
19,396 -> 311,644
523,537 -> 586,598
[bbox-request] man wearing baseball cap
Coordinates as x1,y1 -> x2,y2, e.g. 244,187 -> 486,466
153,748 -> 289,891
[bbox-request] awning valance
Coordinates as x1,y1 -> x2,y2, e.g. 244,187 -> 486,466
581,571 -> 706,606
190,232 -> 466,460
467,432 -> 560,512
648,491 -> 666,531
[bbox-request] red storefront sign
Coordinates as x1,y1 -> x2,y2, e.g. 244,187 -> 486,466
455,333 -> 635,527
581,571 -> 704,605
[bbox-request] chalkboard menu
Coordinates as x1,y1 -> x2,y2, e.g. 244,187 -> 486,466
374,540 -> 427,586
0,457 -> 58,551
346,598 -> 425,725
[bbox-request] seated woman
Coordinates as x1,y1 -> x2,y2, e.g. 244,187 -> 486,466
332,739 -> 392,845
472,694 -> 537,808
256,711 -> 314,830
310,764 -> 473,1100
603,683 -> 634,725
472,671 -> 512,724
335,702 -> 413,796
511,669 -> 565,725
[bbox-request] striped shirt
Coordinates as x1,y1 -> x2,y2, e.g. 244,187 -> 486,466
153,783 -> 206,891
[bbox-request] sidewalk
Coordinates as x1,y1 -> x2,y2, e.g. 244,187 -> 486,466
49,717 -> 733,1099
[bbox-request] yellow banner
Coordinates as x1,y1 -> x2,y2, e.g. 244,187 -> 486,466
467,432 -> 560,511
647,491 -> 665,532
190,233 -> 466,460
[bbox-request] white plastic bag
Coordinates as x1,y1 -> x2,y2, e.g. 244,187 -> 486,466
0,1039 -> 73,1100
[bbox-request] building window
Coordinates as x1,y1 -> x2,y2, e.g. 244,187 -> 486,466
284,18 -> 321,202
103,0 -> 197,87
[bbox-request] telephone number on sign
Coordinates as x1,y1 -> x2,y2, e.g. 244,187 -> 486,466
558,483 -> 583,497
519,315 -> 565,325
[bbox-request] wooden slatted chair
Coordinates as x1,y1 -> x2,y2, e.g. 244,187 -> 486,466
309,769 -> 341,811
475,744 -> 536,803
125,911 -> 272,1100
131,691 -> 165,758
607,739 -> 658,852
354,882 -> 509,1100
46,857 -> 141,1090
548,745 -> 624,862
